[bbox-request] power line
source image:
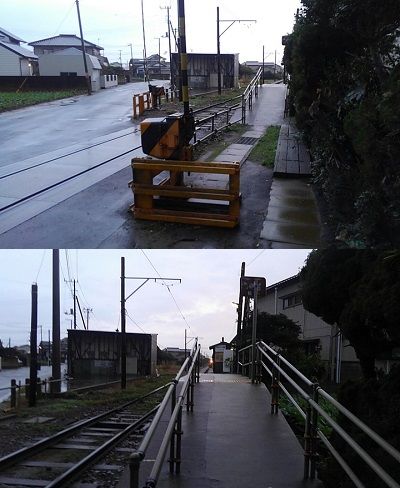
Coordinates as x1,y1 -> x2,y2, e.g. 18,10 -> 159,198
140,249 -> 190,329
247,250 -> 266,268
53,1 -> 76,36
35,250 -> 47,282
125,310 -> 146,333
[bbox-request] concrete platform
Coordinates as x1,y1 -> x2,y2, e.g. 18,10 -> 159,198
150,374 -> 321,488
260,179 -> 321,247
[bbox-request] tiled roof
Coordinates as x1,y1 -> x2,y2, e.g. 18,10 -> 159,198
0,42 -> 38,59
29,34 -> 102,50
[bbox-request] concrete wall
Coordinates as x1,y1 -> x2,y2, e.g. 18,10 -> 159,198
0,45 -> 31,76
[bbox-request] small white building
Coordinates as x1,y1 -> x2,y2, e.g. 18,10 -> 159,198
0,27 -> 38,76
38,47 -> 102,91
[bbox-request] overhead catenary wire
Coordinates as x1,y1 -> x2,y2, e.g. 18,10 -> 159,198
140,250 -> 191,330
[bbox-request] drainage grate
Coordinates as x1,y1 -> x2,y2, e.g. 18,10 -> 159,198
236,136 -> 259,145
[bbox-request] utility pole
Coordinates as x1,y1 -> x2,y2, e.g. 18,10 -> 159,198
177,0 -> 190,115
52,250 -> 61,394
235,262 -> 245,372
251,281 -> 258,384
154,37 -> 161,78
274,49 -> 277,81
75,0 -> 91,96
141,0 -> 148,84
84,308 -> 93,330
29,283 -> 38,407
128,43 -> 133,74
119,50 -> 122,67
73,280 -> 77,329
161,6 -> 174,89
120,256 -> 182,390
216,7 -> 256,95
262,45 -> 265,84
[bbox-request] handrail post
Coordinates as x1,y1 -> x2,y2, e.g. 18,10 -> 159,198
169,380 -> 177,474
303,400 -> 312,479
175,405 -> 183,474
10,379 -> 16,408
129,452 -> 142,488
270,356 -> 279,415
241,93 -> 246,124
310,384 -> 319,479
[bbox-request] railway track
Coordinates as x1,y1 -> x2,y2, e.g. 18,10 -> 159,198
0,384 -> 169,488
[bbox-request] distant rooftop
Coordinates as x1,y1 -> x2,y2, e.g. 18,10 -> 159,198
29,34 -> 103,50
0,41 -> 37,59
0,27 -> 25,43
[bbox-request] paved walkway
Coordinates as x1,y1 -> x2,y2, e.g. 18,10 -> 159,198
143,374 -> 320,488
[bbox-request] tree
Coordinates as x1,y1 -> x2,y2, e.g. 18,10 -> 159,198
242,312 -> 301,352
300,249 -> 400,378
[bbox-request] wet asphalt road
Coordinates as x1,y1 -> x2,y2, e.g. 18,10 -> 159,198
0,80 -> 167,168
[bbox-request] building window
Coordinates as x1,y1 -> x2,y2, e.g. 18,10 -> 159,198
282,293 -> 302,309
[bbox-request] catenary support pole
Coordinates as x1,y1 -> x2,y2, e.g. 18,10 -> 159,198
29,283 -> 38,407
217,6 -> 221,95
121,257 -> 127,390
52,249 -> 61,394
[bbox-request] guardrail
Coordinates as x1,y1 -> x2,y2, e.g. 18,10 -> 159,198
238,340 -> 400,488
129,342 -> 201,487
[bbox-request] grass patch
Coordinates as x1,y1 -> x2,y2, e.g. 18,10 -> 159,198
249,125 -> 281,167
0,90 -> 85,112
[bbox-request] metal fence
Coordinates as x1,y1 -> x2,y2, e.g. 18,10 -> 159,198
129,342 -> 201,488
238,341 -> 400,488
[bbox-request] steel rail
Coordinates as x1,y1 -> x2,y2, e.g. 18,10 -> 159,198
0,382 -> 170,471
0,130 -> 139,182
46,405 -> 159,488
0,145 -> 142,214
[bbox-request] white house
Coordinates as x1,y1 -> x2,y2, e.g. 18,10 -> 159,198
38,48 -> 102,91
0,27 -> 38,76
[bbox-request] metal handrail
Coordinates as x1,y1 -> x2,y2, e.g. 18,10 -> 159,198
238,341 -> 400,487
129,342 -> 201,488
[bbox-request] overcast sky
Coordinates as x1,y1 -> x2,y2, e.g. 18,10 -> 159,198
1,0 -> 301,65
0,250 -> 310,353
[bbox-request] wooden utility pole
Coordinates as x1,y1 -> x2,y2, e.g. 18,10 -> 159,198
29,283 -> 38,407
141,0 -> 149,83
235,262 -> 245,372
75,0 -> 91,95
52,250 -> 61,394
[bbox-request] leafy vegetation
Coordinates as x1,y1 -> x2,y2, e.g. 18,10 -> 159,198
0,90 -> 84,111
284,0 -> 400,247
249,125 -> 281,167
300,249 -> 400,379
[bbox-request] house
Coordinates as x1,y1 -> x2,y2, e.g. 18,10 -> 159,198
38,47 -> 103,91
29,34 -> 103,58
163,347 -> 187,363
171,53 -> 239,90
257,275 -> 361,382
0,27 -> 38,76
131,54 -> 170,79
243,60 -> 283,79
